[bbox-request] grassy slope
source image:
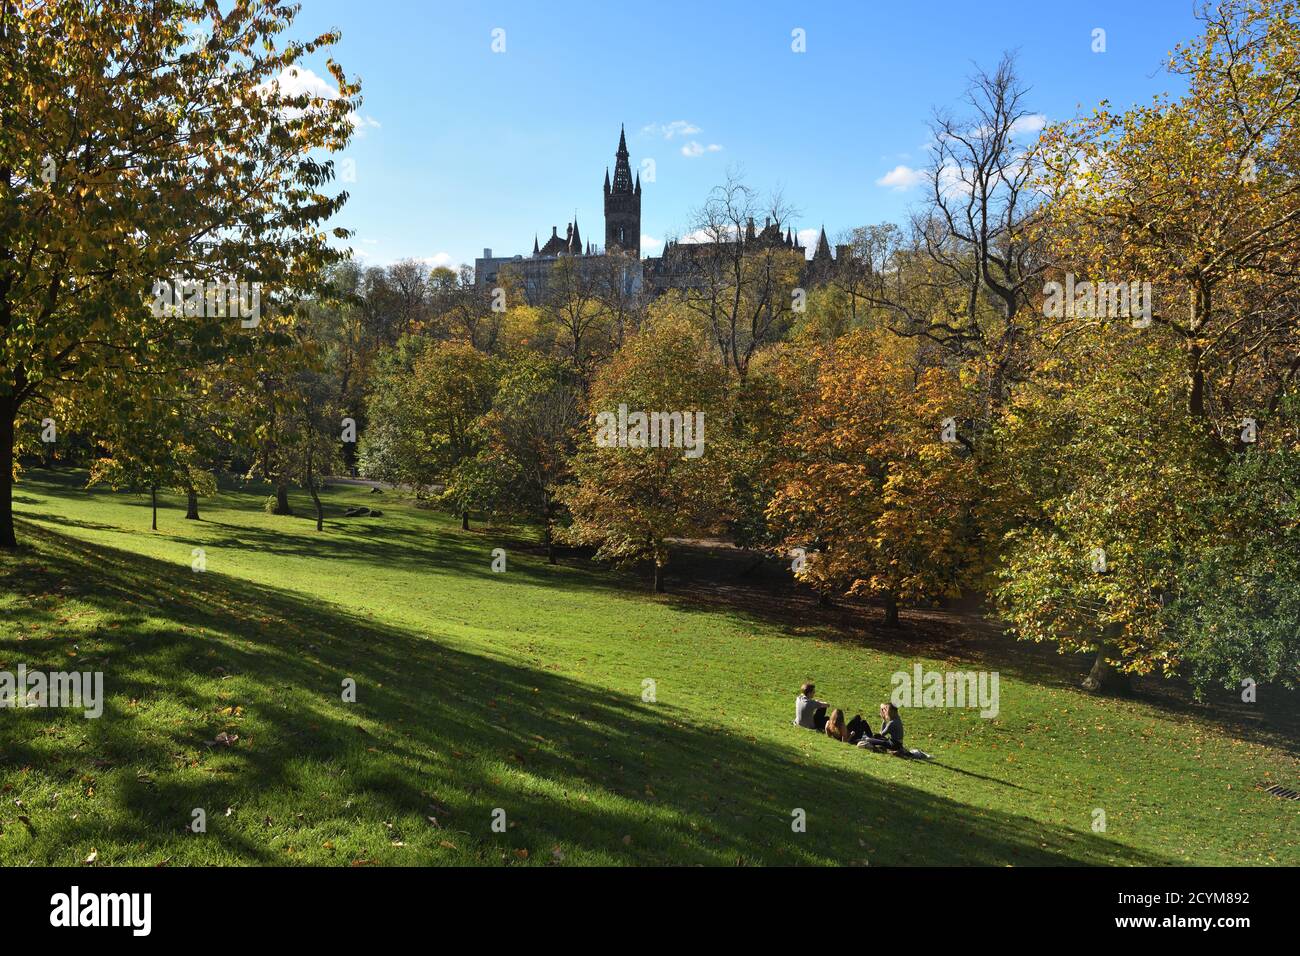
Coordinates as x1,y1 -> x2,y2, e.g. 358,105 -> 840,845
0,470 -> 1295,866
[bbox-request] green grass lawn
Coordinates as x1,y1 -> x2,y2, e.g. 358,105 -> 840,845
1,469 -> 1296,866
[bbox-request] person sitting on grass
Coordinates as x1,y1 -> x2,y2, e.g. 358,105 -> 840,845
860,702 -> 905,752
825,708 -> 849,742
794,682 -> 830,731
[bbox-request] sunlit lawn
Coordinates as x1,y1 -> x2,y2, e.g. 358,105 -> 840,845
0,469 -> 1295,866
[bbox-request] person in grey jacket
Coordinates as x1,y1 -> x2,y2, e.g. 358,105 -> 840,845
794,682 -> 830,731
861,702 -> 904,751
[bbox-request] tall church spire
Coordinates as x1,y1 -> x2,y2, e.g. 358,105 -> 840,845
611,123 -> 633,194
604,124 -> 641,257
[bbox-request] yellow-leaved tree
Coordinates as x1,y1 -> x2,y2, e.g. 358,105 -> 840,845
1,0 -> 359,547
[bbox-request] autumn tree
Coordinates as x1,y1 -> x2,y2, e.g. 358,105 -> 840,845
88,384 -> 219,532
360,339 -> 496,529
433,265 -> 504,354
1037,0 -> 1300,444
0,0 -> 357,547
992,329 -> 1221,691
459,352 -> 581,561
560,314 -> 731,591
681,171 -> 804,377
541,254 -> 612,379
867,55 -> 1048,433
768,330 -> 983,625
999,0 -> 1300,691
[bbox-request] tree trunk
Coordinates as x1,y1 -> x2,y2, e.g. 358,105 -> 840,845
151,486 -> 158,531
306,449 -> 323,531
461,510 -> 469,531
274,483 -> 292,515
544,522 -> 556,564
185,489 -> 200,520
653,561 -> 665,593
883,591 -> 900,627
0,404 -> 15,549
1082,639 -> 1130,695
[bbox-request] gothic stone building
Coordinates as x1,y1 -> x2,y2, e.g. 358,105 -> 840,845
474,126 -> 849,302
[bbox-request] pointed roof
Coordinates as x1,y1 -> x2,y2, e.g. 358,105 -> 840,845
539,225 -> 568,257
611,125 -> 634,194
533,234 -> 539,255
570,216 -> 582,253
813,225 -> 833,260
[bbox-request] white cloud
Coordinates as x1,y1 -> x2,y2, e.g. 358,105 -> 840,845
640,234 -> 664,252
352,247 -> 456,268
1010,113 -> 1047,137
938,162 -> 973,197
876,164 -> 926,191
797,228 -> 820,255
679,226 -> 728,244
681,141 -> 723,158
257,66 -> 379,134
266,65 -> 337,101
972,114 -> 1047,140
643,120 -> 701,139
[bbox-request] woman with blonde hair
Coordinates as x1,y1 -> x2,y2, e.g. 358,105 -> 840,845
824,708 -> 849,742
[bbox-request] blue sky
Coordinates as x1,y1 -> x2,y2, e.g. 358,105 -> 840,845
291,0 -> 1202,270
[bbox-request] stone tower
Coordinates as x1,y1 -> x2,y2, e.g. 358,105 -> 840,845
603,124 -> 641,257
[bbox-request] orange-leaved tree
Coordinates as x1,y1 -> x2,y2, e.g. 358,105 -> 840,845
768,330 -> 984,625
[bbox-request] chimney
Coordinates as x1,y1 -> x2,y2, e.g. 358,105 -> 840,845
483,248 -> 492,259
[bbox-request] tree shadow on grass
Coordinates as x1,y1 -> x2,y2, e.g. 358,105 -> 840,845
0,520 -> 1168,866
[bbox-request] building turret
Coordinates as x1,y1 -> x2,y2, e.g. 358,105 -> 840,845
603,124 -> 641,256
812,226 -> 833,263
